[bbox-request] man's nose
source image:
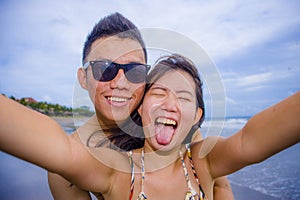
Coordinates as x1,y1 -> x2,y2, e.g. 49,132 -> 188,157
109,69 -> 129,89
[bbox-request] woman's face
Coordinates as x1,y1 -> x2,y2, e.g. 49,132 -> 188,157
139,69 -> 202,152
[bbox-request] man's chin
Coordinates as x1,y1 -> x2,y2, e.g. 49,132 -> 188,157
95,111 -> 126,124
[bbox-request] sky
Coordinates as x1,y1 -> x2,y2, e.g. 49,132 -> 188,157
0,0 -> 299,117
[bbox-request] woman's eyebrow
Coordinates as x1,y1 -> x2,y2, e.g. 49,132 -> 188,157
151,84 -> 193,96
176,90 -> 193,96
150,85 -> 167,91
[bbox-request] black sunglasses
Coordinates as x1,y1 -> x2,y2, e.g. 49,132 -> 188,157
84,60 -> 151,83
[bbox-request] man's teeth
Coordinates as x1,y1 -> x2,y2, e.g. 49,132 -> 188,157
107,97 -> 129,102
156,117 -> 177,126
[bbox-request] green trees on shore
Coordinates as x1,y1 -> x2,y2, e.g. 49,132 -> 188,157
5,95 -> 94,117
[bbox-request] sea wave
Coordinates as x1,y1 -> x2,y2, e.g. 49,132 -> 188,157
201,117 -> 248,137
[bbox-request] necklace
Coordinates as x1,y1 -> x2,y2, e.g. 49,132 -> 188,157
137,149 -> 147,200
129,149 -> 201,200
179,150 -> 200,200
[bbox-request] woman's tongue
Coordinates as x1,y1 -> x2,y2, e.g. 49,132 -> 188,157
155,123 -> 175,145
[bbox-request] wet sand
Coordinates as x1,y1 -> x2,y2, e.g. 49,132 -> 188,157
231,183 -> 280,200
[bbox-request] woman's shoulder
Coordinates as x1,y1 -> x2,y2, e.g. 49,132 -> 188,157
190,136 -> 224,157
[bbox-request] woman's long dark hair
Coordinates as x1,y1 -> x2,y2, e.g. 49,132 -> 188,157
86,110 -> 144,151
106,110 -> 144,151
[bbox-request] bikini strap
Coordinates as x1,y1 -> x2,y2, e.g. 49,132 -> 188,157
186,144 -> 207,200
140,149 -> 146,195
128,151 -> 135,200
128,150 -> 148,200
180,150 -> 193,191
137,149 -> 147,199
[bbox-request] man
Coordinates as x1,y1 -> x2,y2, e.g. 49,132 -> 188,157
48,12 -> 233,199
48,12 -> 148,199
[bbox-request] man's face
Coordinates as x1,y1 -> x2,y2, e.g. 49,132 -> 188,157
82,36 -> 146,126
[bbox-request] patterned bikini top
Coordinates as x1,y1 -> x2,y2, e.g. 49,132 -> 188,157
127,145 -> 207,200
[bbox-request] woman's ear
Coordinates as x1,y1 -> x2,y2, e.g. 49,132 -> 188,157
77,67 -> 88,90
194,108 -> 203,125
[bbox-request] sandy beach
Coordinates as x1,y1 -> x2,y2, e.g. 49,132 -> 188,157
52,116 -> 76,127
51,116 -> 90,133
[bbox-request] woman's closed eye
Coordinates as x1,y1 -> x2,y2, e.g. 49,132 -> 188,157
178,96 -> 192,102
150,87 -> 167,97
176,90 -> 194,102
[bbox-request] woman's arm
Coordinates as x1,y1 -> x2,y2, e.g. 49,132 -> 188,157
0,95 -> 112,192
208,91 -> 300,178
48,172 -> 92,200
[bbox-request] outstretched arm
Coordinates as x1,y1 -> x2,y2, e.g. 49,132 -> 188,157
208,91 -> 300,178
0,95 -> 113,193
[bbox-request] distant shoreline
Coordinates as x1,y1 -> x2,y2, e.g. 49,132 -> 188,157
51,116 -> 75,125
51,116 -> 90,130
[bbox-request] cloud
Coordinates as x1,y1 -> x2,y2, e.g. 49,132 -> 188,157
236,72 -> 273,87
42,95 -> 52,102
223,67 -> 298,93
226,96 -> 237,105
0,0 -> 299,116
127,0 -> 300,60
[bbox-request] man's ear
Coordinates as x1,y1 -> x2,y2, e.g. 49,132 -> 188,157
77,67 -> 88,89
138,104 -> 143,116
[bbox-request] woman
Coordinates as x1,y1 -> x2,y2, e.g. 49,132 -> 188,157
0,54 -> 299,199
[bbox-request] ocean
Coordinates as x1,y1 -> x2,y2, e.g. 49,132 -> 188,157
0,117 -> 299,200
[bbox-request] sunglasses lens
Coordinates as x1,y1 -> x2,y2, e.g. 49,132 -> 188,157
125,64 -> 148,83
99,63 -> 118,82
91,61 -> 117,81
91,61 -> 149,83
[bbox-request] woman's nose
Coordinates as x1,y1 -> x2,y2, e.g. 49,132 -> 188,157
161,93 -> 178,112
